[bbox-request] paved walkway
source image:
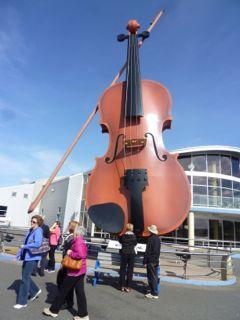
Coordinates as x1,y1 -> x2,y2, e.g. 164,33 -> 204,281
0,258 -> 239,320
2,246 -> 237,286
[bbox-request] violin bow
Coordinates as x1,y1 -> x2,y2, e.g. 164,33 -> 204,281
28,8 -> 165,214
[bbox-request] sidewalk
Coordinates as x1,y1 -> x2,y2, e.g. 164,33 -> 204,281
1,247 -> 237,286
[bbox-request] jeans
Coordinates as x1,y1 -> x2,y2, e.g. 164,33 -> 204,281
119,253 -> 135,288
50,274 -> 88,317
147,263 -> 159,296
17,260 -> 40,305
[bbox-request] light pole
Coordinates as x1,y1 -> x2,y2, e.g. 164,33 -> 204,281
188,163 -> 195,249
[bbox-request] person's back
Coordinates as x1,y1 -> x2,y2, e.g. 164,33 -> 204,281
144,234 -> 161,264
119,232 -> 137,254
144,225 -> 161,299
42,223 -> 50,239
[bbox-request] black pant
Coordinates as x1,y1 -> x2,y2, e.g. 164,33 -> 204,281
48,245 -> 57,270
39,252 -> 48,275
50,274 -> 88,317
147,262 -> 159,296
32,252 -> 48,276
119,253 -> 135,288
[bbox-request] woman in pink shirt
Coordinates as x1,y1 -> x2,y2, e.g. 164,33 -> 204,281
46,221 -> 61,272
43,223 -> 88,320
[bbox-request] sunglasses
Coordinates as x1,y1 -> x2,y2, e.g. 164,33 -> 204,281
31,220 -> 37,224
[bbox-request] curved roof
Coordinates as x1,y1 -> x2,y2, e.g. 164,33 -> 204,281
172,145 -> 240,157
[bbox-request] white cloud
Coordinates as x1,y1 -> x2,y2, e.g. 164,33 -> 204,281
0,144 -> 88,187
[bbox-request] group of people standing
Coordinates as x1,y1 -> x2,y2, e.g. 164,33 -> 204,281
14,215 -> 89,320
14,216 -> 160,319
118,223 -> 161,299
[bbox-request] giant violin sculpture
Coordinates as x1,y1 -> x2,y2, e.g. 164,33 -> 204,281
86,20 -> 191,235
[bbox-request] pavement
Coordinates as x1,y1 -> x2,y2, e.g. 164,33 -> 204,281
0,257 -> 240,320
2,245 -> 237,286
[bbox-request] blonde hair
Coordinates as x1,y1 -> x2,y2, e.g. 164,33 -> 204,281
74,225 -> 85,237
68,220 -> 79,232
126,223 -> 134,232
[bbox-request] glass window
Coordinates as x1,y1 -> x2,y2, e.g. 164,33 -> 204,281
208,177 -> 220,187
12,192 -> 17,197
192,155 -> 206,172
209,220 -> 222,240
235,222 -> 240,242
193,194 -> 208,206
221,179 -> 232,189
234,190 -> 240,197
187,175 -> 191,184
195,218 -> 208,238
221,156 -> 231,175
193,176 -> 207,185
232,157 -> 240,178
209,196 -> 221,207
178,156 -> 191,171
193,186 -> 207,195
207,154 -> 220,173
223,220 -> 234,241
233,181 -> 240,190
222,196 -> 233,208
208,187 -> 221,196
176,219 -> 188,239
0,205 -> 7,217
234,197 -> 240,209
23,194 -> 28,199
222,188 -> 233,197
80,200 -> 85,212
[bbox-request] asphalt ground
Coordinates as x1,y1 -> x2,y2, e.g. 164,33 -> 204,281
0,259 -> 239,320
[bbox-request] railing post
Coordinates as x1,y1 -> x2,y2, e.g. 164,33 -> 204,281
207,248 -> 211,268
221,254 -> 233,280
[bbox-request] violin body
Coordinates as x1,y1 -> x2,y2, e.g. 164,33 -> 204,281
86,80 -> 191,235
86,20 -> 191,235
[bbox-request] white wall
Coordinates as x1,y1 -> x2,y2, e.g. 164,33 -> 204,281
63,173 -> 84,232
39,177 -> 69,229
0,184 -> 35,227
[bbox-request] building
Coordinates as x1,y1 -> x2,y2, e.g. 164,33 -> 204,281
1,145 -> 240,247
39,173 -> 92,233
172,146 -> 240,247
0,183 -> 35,227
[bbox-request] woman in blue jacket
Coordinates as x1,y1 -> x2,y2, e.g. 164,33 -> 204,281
14,215 -> 43,309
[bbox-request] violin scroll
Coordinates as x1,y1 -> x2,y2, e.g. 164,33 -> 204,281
118,20 -> 150,42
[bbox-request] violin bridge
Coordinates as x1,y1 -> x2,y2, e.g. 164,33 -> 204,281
124,138 -> 147,149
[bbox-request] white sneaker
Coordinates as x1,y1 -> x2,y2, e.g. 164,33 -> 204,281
46,270 -> 55,273
13,304 -> 27,309
43,307 -> 58,317
73,316 -> 89,320
145,293 -> 158,299
30,289 -> 41,301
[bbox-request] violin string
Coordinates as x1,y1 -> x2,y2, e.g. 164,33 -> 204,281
130,34 -> 134,169
137,34 -> 143,165
133,34 -> 139,166
134,35 -> 140,163
123,33 -> 130,172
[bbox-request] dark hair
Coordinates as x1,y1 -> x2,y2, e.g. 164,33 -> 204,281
56,220 -> 61,228
31,215 -> 43,227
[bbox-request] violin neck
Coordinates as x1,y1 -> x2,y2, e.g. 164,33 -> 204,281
125,34 -> 143,118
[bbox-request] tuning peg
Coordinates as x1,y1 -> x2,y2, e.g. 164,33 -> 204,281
138,31 -> 150,40
117,34 -> 128,42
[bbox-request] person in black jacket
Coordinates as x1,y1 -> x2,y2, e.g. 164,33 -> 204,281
118,223 -> 137,292
32,216 -> 50,277
143,224 -> 161,299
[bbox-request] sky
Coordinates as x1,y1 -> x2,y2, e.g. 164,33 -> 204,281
0,0 -> 239,187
